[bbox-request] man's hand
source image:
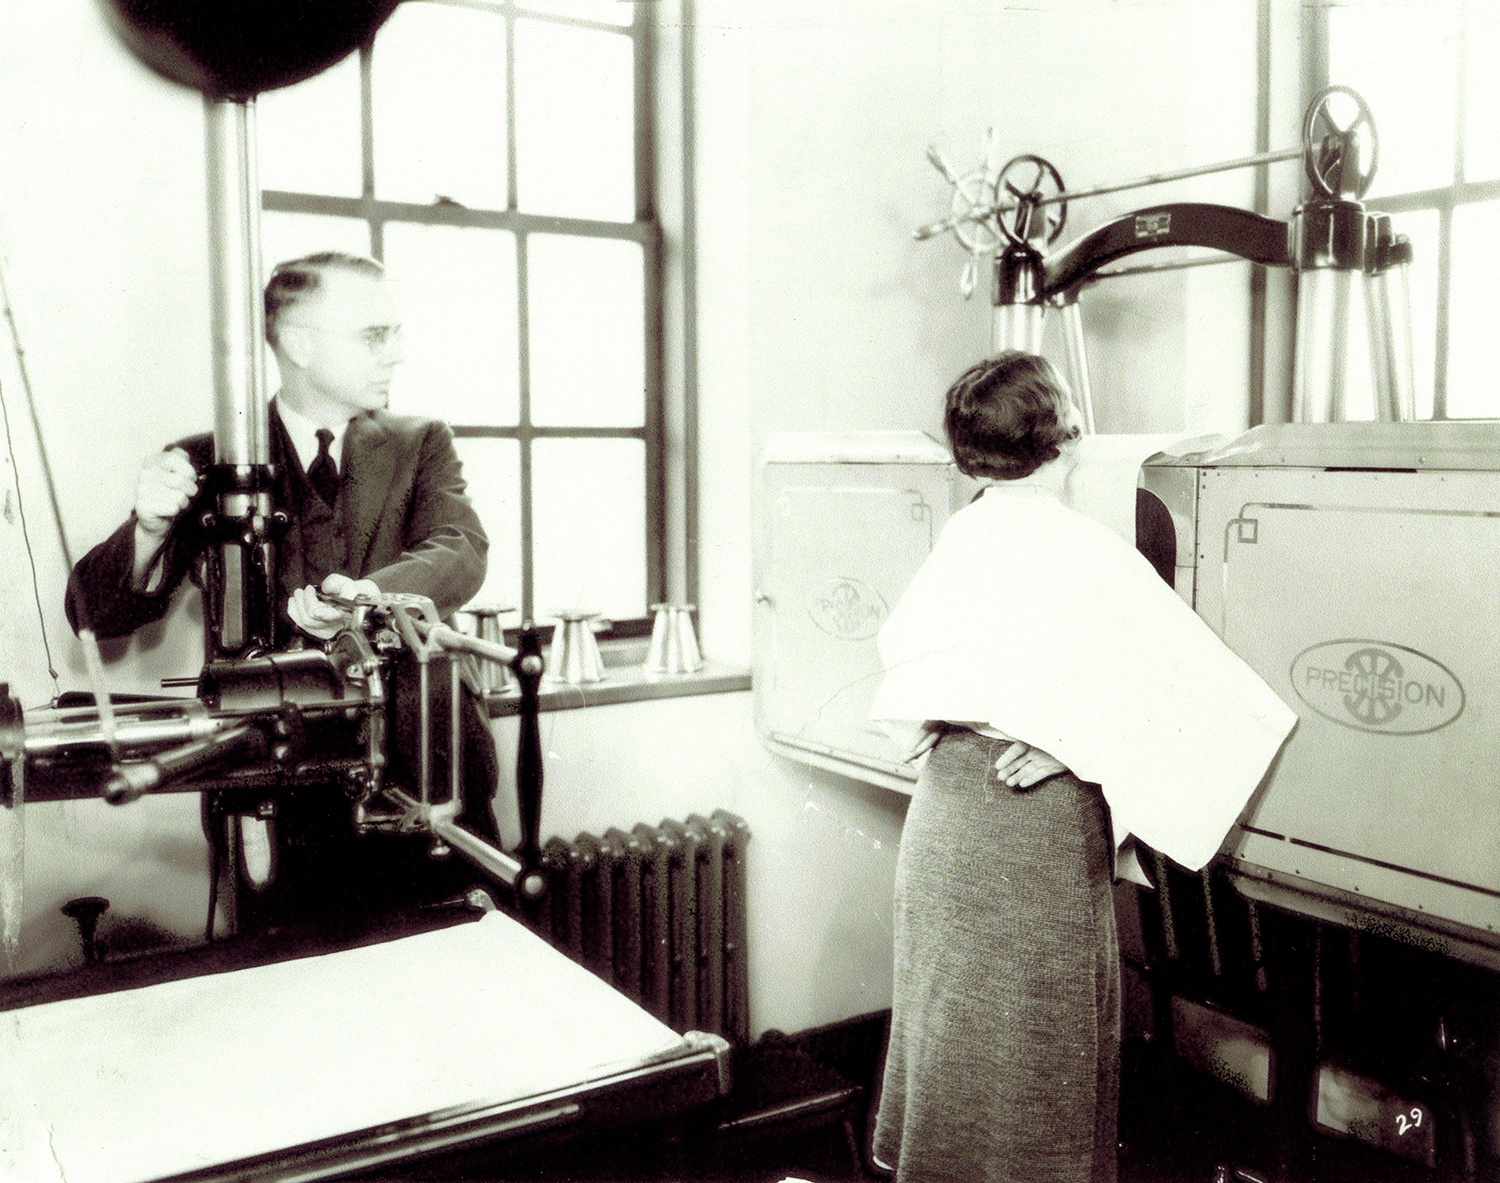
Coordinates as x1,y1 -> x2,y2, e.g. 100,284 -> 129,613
134,448 -> 201,538
131,448 -> 200,590
287,573 -> 380,640
994,741 -> 1068,790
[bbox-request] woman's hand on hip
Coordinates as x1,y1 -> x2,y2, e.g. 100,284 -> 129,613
903,720 -> 943,764
994,741 -> 1068,790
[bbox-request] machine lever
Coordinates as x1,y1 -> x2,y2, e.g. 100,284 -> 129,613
425,623 -> 519,668
428,817 -> 527,891
514,625 -> 545,876
103,723 -> 263,805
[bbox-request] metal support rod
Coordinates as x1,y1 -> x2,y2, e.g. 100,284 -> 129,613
429,817 -> 525,889
1367,259 -> 1417,422
103,723 -> 262,806
25,713 -> 224,757
914,146 -> 1304,240
1057,300 -> 1096,434
425,623 -> 519,668
449,655 -> 462,811
1027,146 -> 1304,210
417,654 -> 431,808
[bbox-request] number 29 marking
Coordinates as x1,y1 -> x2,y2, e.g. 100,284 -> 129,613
1396,1107 -> 1425,1136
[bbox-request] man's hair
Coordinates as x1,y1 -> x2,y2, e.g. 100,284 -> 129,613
264,251 -> 386,348
943,350 -> 1081,481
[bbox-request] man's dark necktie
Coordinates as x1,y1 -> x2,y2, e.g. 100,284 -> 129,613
308,428 -> 340,506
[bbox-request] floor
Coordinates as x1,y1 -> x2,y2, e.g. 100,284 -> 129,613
381,1037 -> 1300,1183
14,907 -> 1462,1183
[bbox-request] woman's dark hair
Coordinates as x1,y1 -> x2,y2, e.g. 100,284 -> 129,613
943,350 -> 1080,481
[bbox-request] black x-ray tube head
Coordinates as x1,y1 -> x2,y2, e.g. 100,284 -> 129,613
99,0 -> 401,101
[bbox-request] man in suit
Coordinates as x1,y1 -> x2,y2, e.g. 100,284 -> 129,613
67,251 -> 502,928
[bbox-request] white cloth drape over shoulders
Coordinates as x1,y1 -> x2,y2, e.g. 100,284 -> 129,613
869,485 -> 1297,870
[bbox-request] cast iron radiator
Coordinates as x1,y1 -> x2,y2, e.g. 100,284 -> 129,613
536,810 -> 750,1044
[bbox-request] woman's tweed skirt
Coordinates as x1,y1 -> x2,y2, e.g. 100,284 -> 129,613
873,727 -> 1120,1183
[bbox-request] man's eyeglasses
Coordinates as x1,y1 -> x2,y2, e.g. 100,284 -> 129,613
282,322 -> 403,351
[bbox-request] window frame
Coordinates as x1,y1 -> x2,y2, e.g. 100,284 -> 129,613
1311,0 -> 1500,420
261,0 -> 665,636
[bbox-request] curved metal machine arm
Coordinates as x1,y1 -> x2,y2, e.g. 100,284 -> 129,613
1041,203 -> 1291,302
919,86 -> 1415,428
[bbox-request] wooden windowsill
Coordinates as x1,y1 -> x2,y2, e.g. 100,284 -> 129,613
483,651 -> 751,717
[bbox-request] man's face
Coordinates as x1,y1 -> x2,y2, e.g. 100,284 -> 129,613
291,269 -> 405,413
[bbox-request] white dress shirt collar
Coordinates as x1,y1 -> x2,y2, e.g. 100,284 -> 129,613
274,397 -> 351,475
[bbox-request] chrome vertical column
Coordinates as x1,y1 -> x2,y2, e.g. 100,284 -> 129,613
991,244 -> 1046,355
203,98 -> 278,657
1290,84 -> 1380,425
1057,298 -> 1096,434
1290,200 -> 1367,423
206,98 -> 269,473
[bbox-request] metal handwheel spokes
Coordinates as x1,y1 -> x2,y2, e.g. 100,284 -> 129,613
1303,84 -> 1379,200
944,166 -> 1003,258
995,154 -> 1068,248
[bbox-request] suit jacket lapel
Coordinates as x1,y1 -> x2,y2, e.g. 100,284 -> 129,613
268,406 -> 307,596
345,411 -> 397,575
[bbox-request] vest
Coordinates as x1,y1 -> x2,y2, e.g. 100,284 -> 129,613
271,411 -> 352,598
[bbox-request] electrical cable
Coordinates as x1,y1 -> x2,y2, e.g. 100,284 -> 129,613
0,251 -> 115,733
205,807 -> 221,943
0,257 -> 78,574
0,375 -> 60,694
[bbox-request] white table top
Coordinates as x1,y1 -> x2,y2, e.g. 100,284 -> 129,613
0,912 -> 690,1183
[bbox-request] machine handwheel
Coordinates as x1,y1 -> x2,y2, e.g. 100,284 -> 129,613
1303,85 -> 1378,200
995,154 -> 1067,248
948,170 -> 1003,257
1343,647 -> 1402,726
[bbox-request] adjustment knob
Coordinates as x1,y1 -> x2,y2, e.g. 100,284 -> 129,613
61,896 -> 110,964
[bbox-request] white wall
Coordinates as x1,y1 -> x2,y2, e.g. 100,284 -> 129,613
1,1 -> 1295,1035
0,1 -> 213,707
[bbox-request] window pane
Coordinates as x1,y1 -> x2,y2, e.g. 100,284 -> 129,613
1328,4 -> 1459,197
528,234 -> 645,426
532,438 -> 645,622
453,437 -> 523,613
256,53 -> 363,198
519,1 -> 634,28
1446,201 -> 1500,417
515,19 -> 635,220
372,2 -> 508,209
1466,5 -> 1500,182
381,222 -> 520,426
261,212 -> 371,273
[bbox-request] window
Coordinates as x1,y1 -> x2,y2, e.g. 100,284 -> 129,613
256,0 -> 660,632
1318,0 -> 1500,418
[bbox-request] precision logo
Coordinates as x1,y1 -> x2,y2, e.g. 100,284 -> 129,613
808,577 -> 886,641
1290,640 -> 1464,735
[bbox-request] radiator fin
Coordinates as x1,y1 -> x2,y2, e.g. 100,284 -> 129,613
536,810 -> 750,1044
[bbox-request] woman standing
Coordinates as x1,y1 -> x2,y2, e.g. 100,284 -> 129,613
869,352 -> 1295,1183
